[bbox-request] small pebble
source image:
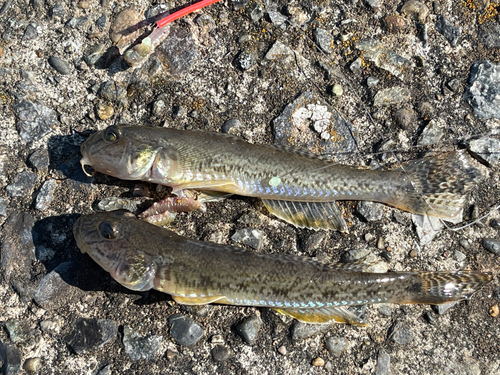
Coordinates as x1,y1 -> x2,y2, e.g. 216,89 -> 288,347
393,108 -> 415,130
236,315 -> 261,344
389,323 -> 412,345
50,4 -> 65,18
312,357 -> 325,367
35,179 -> 57,211
375,349 -> 391,375
356,201 -> 383,221
305,232 -> 326,252
432,301 -> 458,315
482,238 -> 500,255
459,239 -> 471,250
489,304 -> 499,317
6,170 -> 38,197
23,357 -> 42,373
454,250 -> 466,262
169,314 -> 203,346
291,321 -> 329,340
401,0 -> 429,22
331,83 -> 343,97
313,28 -> 333,54
435,15 -> 461,47
122,326 -> 163,361
66,16 -> 88,29
377,237 -> 385,250
278,346 -> 287,356
367,76 -> 379,88
378,305 -> 392,317
325,336 -> 346,356
211,345 -> 231,362
231,228 -> 265,250
48,56 -> 72,75
221,118 -> 242,134
96,103 -> 114,120
65,318 -> 117,355
468,137 -> 500,166
28,148 -> 50,172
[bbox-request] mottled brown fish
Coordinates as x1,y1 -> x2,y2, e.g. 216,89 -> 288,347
80,125 -> 486,231
73,210 -> 492,325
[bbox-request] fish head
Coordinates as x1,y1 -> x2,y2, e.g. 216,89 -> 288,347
73,210 -> 157,291
80,125 -> 175,181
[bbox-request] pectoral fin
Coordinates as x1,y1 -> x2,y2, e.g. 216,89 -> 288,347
262,199 -> 348,232
274,306 -> 367,326
172,295 -> 227,305
172,181 -> 241,197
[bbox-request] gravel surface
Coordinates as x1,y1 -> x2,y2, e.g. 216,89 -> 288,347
1,0 -> 500,374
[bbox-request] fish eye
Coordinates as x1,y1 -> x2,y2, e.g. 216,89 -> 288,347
98,221 -> 117,240
104,126 -> 119,142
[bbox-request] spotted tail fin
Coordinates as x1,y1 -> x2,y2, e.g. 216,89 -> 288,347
395,151 -> 487,220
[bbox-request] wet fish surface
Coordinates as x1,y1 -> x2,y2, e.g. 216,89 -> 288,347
80,125 -> 486,231
73,210 -> 492,325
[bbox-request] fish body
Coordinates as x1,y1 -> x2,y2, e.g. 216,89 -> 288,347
80,125 -> 486,230
73,210 -> 492,324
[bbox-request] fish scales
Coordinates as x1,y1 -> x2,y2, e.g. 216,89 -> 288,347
80,125 -> 486,230
73,210 -> 492,325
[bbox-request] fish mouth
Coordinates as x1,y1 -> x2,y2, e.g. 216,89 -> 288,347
80,157 -> 95,177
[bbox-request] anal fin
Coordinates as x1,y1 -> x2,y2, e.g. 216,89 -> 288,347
262,199 -> 348,232
274,306 -> 367,326
172,295 -> 226,305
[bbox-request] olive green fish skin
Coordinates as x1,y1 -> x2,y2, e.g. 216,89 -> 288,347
81,125 -> 409,202
80,125 -> 485,226
73,211 -> 491,316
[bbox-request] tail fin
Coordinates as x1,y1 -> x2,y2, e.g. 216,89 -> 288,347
396,151 -> 487,220
404,271 -> 491,305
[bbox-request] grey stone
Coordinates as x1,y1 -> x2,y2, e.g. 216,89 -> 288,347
356,201 -> 384,221
65,318 -> 117,354
231,228 -> 265,250
50,3 -> 65,18
211,345 -> 231,362
0,197 -> 8,216
98,81 -> 126,102
14,99 -> 58,143
28,148 -> 50,172
155,27 -> 199,76
0,342 -> 22,375
375,349 -> 391,375
465,60 -> 500,120
22,24 -> 38,41
96,14 -> 107,30
236,315 -> 261,343
290,321 -> 329,340
84,43 -> 106,66
482,238 -> 500,255
123,326 -> 163,361
401,0 -> 429,22
468,137 -> 500,166
350,58 -> 362,72
65,16 -> 88,29
265,40 -> 295,64
221,119 -> 242,133
356,39 -> 411,79
0,211 -> 35,282
374,87 -> 411,106
238,50 -> 255,70
367,76 -> 379,88
172,106 -> 186,119
480,23 -> 500,49
6,170 -> 38,197
268,11 -> 288,28
366,0 -> 383,8
412,214 -> 443,246
272,92 -> 357,160
454,250 -> 467,262
33,262 -> 84,309
249,4 -> 264,22
378,305 -> 393,317
98,197 -> 141,213
5,320 -> 31,343
433,301 -> 458,315
36,179 -> 57,211
393,108 -> 415,130
459,239 -> 471,250
169,314 -> 203,346
435,15 -> 461,47
325,336 -> 346,356
232,0 -> 249,11
305,232 -> 326,252
417,119 -> 445,146
314,28 -> 333,54
389,323 -> 412,345
152,99 -> 166,116
48,56 -> 72,75
145,4 -> 169,19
